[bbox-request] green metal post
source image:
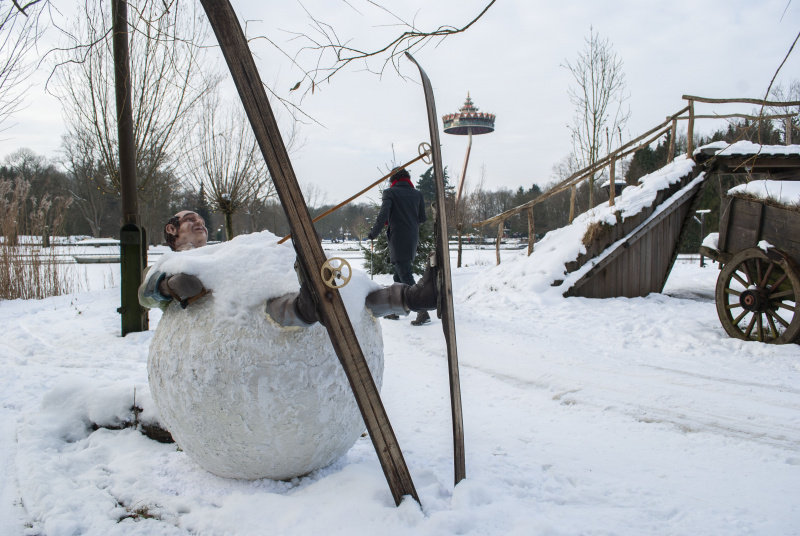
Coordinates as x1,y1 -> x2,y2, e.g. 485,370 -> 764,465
113,0 -> 147,335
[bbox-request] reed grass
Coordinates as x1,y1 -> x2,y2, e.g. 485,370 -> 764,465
0,177 -> 76,300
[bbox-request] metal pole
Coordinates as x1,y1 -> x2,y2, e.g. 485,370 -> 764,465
699,213 -> 706,267
113,0 -> 147,335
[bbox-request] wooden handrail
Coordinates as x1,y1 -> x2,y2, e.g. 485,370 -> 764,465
278,147 -> 432,244
682,95 -> 800,107
677,113 -> 798,120
474,123 -> 672,227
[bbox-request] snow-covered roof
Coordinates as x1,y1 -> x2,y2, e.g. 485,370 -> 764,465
698,141 -> 800,157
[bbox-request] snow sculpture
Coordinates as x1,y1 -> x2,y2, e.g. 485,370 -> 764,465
147,232 -> 384,480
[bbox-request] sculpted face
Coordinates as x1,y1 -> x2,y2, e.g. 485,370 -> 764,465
167,210 -> 208,250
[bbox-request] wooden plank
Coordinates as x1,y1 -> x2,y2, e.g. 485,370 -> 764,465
405,52 -> 466,487
568,176 -> 704,296
718,196 -> 733,253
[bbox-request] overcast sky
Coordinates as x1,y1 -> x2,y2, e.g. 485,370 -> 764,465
3,0 -> 799,205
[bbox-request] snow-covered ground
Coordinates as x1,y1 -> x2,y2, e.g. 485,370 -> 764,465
2,243 -> 800,535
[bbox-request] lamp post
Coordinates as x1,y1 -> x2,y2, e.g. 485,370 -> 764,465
694,209 -> 711,267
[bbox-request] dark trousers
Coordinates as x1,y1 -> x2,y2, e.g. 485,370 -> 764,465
392,260 -> 416,286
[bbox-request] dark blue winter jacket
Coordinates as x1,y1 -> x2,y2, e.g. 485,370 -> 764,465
367,180 -> 427,263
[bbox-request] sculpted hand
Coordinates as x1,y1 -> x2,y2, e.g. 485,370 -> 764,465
159,273 -> 208,307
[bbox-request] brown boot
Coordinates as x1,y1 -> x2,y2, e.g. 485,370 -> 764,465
404,254 -> 438,313
410,310 -> 431,326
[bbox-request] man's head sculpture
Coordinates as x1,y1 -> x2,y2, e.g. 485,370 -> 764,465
164,211 -> 208,251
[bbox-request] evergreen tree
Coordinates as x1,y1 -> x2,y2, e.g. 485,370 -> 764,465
196,184 -> 212,229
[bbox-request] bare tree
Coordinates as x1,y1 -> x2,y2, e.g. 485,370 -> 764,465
61,133 -> 111,238
769,80 -> 800,143
0,0 -> 46,134
563,27 -> 630,208
186,92 -> 304,240
52,0 -> 220,209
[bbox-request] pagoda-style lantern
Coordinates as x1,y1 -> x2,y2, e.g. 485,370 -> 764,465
442,93 -> 496,204
443,93 -> 496,267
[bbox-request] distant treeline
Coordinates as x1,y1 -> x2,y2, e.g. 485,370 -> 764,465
0,117 -> 788,249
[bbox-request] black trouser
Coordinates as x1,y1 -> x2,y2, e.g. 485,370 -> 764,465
393,260 -> 415,286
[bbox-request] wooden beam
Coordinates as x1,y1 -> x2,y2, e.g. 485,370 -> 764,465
608,155 -> 616,207
496,223 -> 503,265
527,207 -> 534,256
682,95 -> 800,106
676,113 -> 798,121
687,99 -> 695,160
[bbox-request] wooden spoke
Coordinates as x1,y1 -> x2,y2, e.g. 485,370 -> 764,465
756,313 -> 764,342
732,309 -> 748,325
771,272 -> 788,290
724,288 -> 742,297
741,261 -> 754,286
743,314 -> 757,338
769,288 -> 796,299
731,271 -> 749,289
766,312 -> 779,339
760,261 -> 775,288
773,301 -> 797,313
726,302 -> 742,310
767,307 -> 790,329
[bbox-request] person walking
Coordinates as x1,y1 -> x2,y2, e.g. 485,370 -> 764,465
366,167 -> 430,325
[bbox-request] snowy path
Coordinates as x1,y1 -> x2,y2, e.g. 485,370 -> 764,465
1,255 -> 799,534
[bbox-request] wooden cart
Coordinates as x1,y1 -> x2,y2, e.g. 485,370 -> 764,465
701,193 -> 800,344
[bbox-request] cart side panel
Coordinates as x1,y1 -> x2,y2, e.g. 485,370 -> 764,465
724,197 -> 763,254
760,203 -> 800,263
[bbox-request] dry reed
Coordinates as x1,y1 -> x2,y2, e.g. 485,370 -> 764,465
0,177 -> 76,300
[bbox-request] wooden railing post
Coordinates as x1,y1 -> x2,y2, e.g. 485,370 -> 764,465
569,185 -> 577,223
686,99 -> 695,159
668,118 -> 677,163
527,207 -> 535,256
787,117 -> 793,145
608,155 -> 616,207
496,223 -> 503,265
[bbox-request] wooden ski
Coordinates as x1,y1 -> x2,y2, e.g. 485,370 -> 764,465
199,0 -> 419,506
405,52 -> 466,485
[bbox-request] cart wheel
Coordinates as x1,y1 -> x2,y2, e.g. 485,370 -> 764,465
715,247 -> 800,344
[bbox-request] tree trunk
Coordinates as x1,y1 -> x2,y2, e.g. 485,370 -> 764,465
225,211 -> 234,240
457,224 -> 463,268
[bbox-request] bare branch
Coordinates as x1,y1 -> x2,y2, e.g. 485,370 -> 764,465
277,0 -> 496,98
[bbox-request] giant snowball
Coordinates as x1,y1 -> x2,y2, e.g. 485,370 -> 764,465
147,231 -> 384,480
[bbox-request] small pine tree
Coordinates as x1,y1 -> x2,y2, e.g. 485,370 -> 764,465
362,231 -> 393,276
196,184 -> 212,228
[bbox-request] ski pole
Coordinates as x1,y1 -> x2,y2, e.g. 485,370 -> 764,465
278,144 -> 432,244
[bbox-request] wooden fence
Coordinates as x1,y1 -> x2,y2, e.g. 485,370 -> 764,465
473,95 -> 800,265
